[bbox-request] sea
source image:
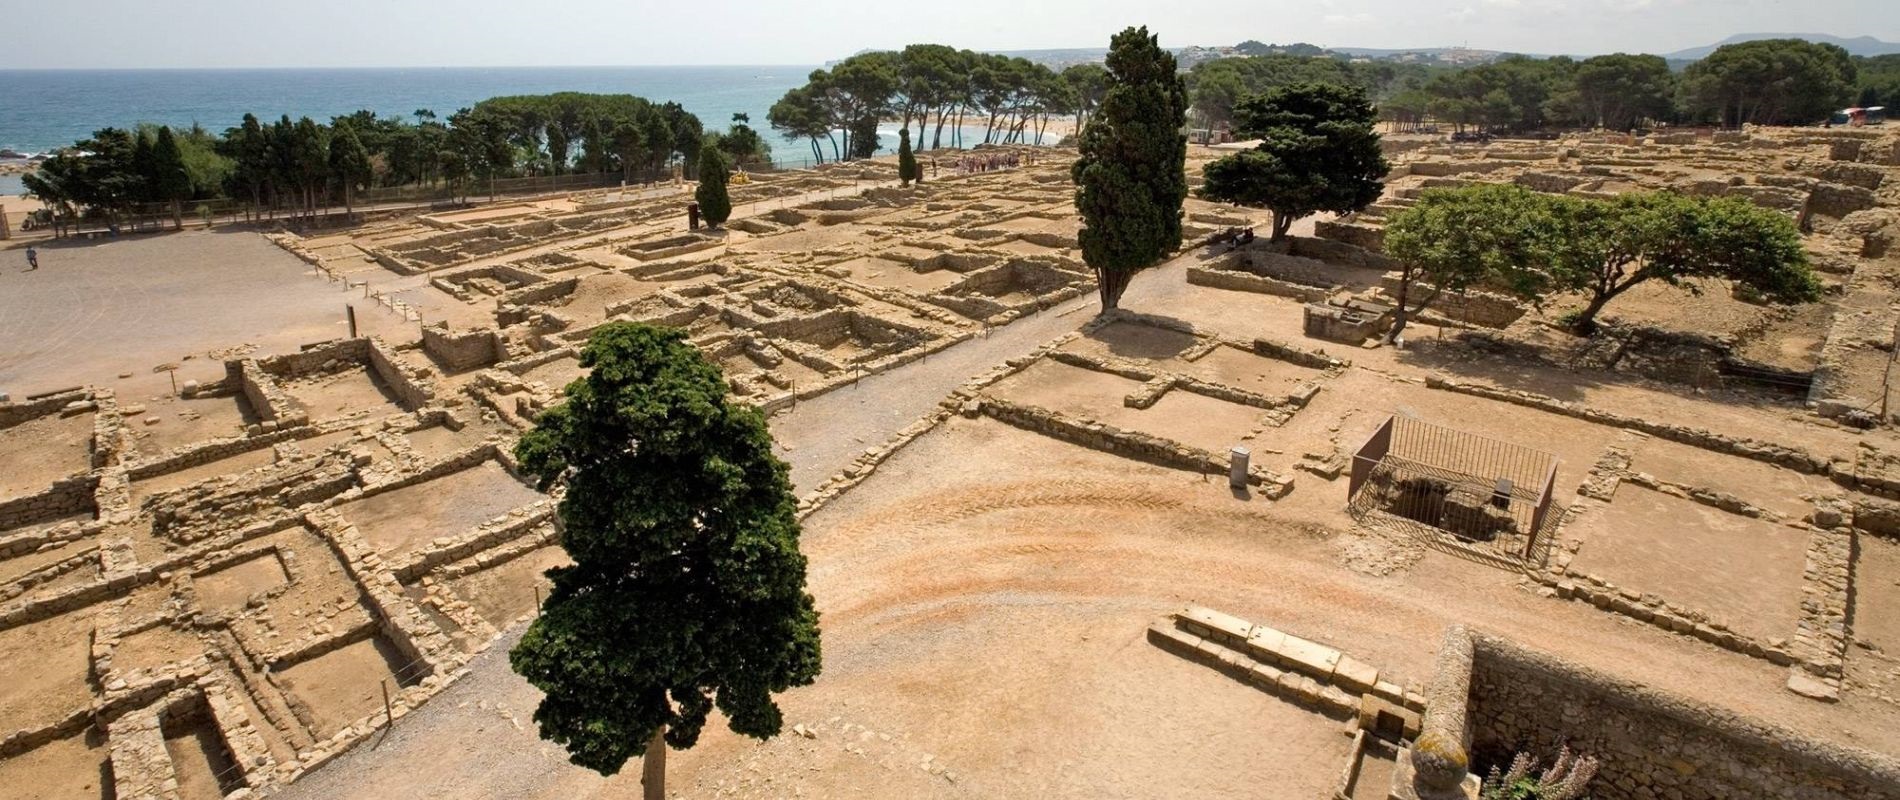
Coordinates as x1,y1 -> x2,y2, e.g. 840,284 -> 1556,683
0,65 -> 1041,196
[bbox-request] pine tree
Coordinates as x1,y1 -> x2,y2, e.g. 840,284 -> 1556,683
695,147 -> 732,229
1072,26 -> 1189,311
1198,82 -> 1390,242
510,323 -> 822,800
897,128 -> 919,186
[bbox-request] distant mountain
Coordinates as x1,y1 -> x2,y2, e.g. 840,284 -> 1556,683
1664,34 -> 1900,60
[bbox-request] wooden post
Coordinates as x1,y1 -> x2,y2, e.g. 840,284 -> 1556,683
382,679 -> 394,725
347,305 -> 359,338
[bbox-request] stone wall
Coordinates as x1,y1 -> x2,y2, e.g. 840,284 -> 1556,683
421,324 -> 508,373
1463,632 -> 1900,799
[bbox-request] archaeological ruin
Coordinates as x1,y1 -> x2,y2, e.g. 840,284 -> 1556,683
4,127 -> 1900,798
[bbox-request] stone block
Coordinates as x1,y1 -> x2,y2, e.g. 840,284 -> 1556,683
1176,605 -> 1253,643
1332,655 -> 1380,695
1276,634 -> 1341,678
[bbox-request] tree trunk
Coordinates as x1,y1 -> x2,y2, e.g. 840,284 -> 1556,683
1270,211 -> 1293,242
642,727 -> 666,800
1095,268 -> 1132,312
1571,292 -> 1614,336
171,198 -> 183,231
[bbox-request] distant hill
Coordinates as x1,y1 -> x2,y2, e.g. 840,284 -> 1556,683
1665,34 -> 1900,60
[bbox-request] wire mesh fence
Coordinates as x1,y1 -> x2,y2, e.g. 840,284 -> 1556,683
1347,414 -> 1561,568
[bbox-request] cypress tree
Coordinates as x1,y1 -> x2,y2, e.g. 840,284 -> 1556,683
1071,26 -> 1189,311
152,126 -> 193,230
510,323 -> 821,799
695,147 -> 732,229
327,121 -> 374,220
897,128 -> 919,186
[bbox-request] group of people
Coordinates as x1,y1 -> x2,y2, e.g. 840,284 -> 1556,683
1207,226 -> 1256,251
954,151 -> 1027,174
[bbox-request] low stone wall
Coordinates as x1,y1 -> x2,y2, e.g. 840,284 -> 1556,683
978,397 -> 1293,498
1463,631 -> 1900,799
0,388 -> 90,428
366,338 -> 435,410
1186,265 -> 1330,302
1314,219 -> 1387,251
0,474 -> 98,532
421,324 -> 508,372
1424,376 -> 1830,474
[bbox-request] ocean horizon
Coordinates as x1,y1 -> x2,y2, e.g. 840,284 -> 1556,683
0,66 -> 817,158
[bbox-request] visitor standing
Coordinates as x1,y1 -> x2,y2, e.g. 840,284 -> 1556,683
25,246 -> 38,271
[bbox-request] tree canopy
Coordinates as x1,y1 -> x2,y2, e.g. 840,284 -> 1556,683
510,322 -> 821,779
1681,39 -> 1857,125
23,92 -> 703,227
1072,26 -> 1189,311
1384,185 -> 1821,339
1198,82 -> 1389,241
769,46 -> 1080,163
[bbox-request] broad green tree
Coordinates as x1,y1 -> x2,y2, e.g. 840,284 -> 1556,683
1547,191 -> 1820,334
1682,39 -> 1856,125
510,323 -> 821,799
694,147 -> 732,229
1382,184 -> 1560,343
1571,54 -> 1675,130
1072,26 -> 1189,311
896,128 -> 918,186
1198,82 -> 1389,242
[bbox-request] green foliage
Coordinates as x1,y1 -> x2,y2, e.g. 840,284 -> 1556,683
694,147 -> 731,228
1072,26 -> 1189,311
1681,39 -> 1856,125
1855,54 -> 1900,107
1384,184 -> 1822,338
327,121 -> 374,212
150,126 -> 193,205
896,128 -> 918,185
712,123 -> 770,167
1184,54 -> 1391,130
510,323 -> 821,776
771,45 -> 1077,163
1198,82 -> 1389,241
1572,53 -> 1676,130
1545,190 -> 1820,333
1382,183 -> 1562,341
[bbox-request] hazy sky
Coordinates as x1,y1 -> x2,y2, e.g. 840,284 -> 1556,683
2,0 -> 1895,69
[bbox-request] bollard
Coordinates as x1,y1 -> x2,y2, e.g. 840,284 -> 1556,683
1229,446 -> 1250,490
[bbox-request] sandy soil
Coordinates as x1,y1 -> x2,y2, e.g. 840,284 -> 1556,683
0,231 -> 423,396
277,634 -> 416,738
1566,484 -> 1810,643
0,409 -> 94,499
334,462 -> 543,556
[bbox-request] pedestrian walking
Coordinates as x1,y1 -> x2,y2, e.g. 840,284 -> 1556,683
25,246 -> 38,271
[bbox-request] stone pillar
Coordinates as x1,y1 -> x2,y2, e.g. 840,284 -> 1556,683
1229,446 -> 1250,490
1395,625 -> 1479,800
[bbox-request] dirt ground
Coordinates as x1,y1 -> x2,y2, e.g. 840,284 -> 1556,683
0,230 -> 424,396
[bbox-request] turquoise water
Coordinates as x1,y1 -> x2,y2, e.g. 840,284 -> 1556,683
0,66 -> 812,156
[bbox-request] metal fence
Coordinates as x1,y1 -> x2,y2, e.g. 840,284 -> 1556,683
1347,414 -> 1561,568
